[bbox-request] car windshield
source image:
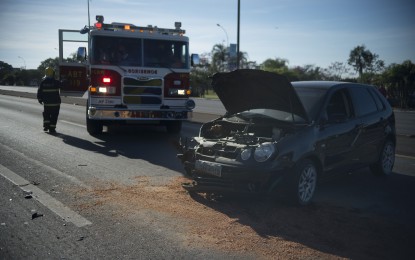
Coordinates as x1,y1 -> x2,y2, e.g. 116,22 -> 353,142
91,36 -> 189,69
230,108 -> 307,124
294,87 -> 327,121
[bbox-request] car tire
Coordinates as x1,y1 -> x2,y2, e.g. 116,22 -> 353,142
370,140 -> 395,176
286,159 -> 318,206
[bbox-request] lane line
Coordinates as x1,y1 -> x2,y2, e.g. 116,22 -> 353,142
1,143 -> 90,189
60,120 -> 86,128
0,164 -> 92,227
396,154 -> 415,160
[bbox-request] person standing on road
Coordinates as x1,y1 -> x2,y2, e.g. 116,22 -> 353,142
37,67 -> 61,133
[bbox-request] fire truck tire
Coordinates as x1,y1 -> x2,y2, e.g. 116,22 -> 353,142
86,103 -> 103,135
86,118 -> 103,135
165,121 -> 182,134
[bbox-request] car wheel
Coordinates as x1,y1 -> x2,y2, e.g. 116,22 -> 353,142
370,140 -> 395,176
286,159 -> 318,206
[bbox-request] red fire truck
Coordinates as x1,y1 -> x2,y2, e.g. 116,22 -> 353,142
59,15 -> 199,135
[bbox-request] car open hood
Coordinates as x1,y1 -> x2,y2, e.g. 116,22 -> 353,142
211,69 -> 309,122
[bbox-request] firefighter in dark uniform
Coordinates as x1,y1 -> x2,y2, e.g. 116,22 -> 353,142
37,67 -> 61,133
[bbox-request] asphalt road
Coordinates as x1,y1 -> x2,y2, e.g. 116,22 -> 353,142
0,95 -> 249,259
1,87 -> 415,259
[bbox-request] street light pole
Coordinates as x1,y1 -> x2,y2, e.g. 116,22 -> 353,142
216,24 -> 229,48
18,56 -> 26,70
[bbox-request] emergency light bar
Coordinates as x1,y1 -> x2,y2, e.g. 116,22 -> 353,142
93,15 -> 185,35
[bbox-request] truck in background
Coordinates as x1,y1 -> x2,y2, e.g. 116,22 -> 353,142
59,15 -> 199,135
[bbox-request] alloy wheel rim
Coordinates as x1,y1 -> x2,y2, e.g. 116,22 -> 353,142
298,165 -> 317,204
382,143 -> 395,174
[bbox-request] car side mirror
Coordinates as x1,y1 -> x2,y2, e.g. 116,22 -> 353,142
191,54 -> 200,66
77,47 -> 87,61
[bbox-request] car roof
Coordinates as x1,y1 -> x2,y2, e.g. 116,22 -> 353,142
291,81 -> 375,90
291,81 -> 350,89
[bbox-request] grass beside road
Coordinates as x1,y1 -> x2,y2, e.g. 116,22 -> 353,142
200,92 -> 219,100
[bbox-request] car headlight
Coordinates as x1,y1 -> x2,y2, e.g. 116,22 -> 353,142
254,142 -> 276,162
240,148 -> 252,161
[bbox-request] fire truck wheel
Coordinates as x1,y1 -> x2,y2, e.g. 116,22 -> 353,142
165,121 -> 182,134
86,118 -> 103,135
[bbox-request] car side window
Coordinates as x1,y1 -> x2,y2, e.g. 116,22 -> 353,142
369,88 -> 386,111
350,87 -> 379,117
326,89 -> 352,123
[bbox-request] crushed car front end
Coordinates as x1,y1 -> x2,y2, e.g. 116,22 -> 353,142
178,113 -> 305,195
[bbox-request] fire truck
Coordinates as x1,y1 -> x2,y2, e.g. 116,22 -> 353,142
58,15 -> 199,135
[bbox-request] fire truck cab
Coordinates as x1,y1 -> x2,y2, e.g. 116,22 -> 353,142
59,15 -> 198,135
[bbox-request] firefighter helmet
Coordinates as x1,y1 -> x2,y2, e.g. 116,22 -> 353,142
45,67 -> 55,78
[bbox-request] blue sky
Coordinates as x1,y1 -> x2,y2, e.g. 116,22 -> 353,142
1,0 -> 414,72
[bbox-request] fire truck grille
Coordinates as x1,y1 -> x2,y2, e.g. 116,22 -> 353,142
123,77 -> 163,105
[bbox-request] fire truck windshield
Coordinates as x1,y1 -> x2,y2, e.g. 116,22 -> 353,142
91,36 -> 189,69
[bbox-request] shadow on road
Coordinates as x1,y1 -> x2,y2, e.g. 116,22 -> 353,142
52,125 -> 184,173
186,169 -> 415,259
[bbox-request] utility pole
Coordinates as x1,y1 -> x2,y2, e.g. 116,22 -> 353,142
236,0 -> 240,69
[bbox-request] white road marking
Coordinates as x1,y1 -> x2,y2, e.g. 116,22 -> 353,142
1,143 -> 90,189
0,164 -> 92,227
396,154 -> 415,160
60,120 -> 86,128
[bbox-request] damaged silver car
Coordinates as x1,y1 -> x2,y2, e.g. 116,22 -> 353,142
177,69 -> 396,205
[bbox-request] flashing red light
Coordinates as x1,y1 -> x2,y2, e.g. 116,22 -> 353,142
95,22 -> 102,29
102,77 -> 111,83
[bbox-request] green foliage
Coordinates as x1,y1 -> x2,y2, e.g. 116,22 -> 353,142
325,62 -> 350,81
348,45 -> 384,81
0,61 -> 14,85
0,60 -> 41,86
260,58 -> 289,74
37,57 -> 59,77
190,67 -> 212,97
382,60 -> 415,108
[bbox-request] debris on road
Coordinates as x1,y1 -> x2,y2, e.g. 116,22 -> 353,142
31,210 -> 44,220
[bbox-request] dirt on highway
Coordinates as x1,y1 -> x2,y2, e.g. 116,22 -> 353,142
72,174 -> 414,260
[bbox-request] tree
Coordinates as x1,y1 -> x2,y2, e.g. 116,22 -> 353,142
211,44 -> 228,72
382,60 -> 415,108
0,61 -> 14,85
260,58 -> 289,74
325,61 -> 350,81
290,64 -> 327,81
230,51 -> 249,70
348,45 -> 384,81
37,57 -> 59,77
210,43 -> 250,72
190,67 -> 212,97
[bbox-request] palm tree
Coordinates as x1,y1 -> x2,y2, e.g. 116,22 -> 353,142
347,45 -> 385,79
211,44 -> 228,72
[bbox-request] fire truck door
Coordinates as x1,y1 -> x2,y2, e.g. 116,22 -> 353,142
58,29 -> 89,97
59,64 -> 88,96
